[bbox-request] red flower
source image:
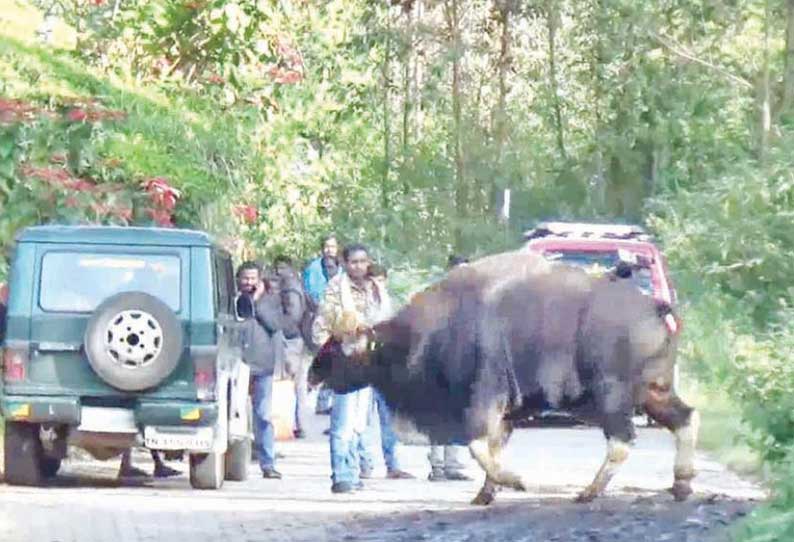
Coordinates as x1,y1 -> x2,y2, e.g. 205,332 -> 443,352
64,196 -> 80,208
144,177 -> 181,211
0,99 -> 39,123
148,208 -> 174,227
20,165 -> 72,183
67,108 -> 88,122
233,204 -> 259,225
267,66 -> 303,85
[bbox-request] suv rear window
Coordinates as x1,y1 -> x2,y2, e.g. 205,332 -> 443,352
39,252 -> 181,312
544,250 -> 653,296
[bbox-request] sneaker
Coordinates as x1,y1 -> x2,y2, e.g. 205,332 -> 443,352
293,429 -> 306,439
262,468 -> 283,479
354,481 -> 365,491
359,467 -> 373,479
386,469 -> 415,480
444,470 -> 473,481
331,482 -> 355,494
322,428 -> 331,436
153,464 -> 181,478
428,469 -> 446,482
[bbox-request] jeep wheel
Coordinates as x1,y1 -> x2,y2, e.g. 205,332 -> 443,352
4,421 -> 44,486
224,438 -> 251,481
84,292 -> 184,391
189,452 -> 225,489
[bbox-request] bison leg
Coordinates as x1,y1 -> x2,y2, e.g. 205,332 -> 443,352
575,437 -> 631,503
468,425 -> 526,506
644,390 -> 700,501
471,476 -> 498,506
577,377 -> 636,503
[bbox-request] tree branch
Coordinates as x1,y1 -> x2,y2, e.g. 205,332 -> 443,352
650,31 -> 753,90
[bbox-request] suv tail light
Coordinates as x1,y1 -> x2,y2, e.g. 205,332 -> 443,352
3,347 -> 28,382
192,346 -> 217,401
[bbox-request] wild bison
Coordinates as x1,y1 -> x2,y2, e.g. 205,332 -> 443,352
309,250 -> 698,505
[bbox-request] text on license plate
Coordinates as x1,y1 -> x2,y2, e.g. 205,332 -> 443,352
144,428 -> 212,450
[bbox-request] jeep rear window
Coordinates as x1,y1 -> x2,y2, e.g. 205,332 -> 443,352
39,252 -> 181,312
544,250 -> 653,296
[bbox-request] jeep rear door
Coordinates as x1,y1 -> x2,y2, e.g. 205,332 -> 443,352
19,243 -> 195,400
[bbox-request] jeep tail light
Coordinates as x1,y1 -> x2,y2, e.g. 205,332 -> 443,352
3,348 -> 28,382
192,347 -> 217,401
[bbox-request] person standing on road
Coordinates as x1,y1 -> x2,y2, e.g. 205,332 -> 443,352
427,255 -> 473,482
358,263 -> 415,480
273,254 -> 311,439
312,243 -> 392,494
237,260 -> 285,479
303,234 -> 342,415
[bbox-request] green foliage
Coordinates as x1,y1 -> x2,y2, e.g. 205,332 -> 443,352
5,11 -> 794,541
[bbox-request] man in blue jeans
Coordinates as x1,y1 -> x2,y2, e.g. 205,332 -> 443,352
236,261 -> 285,479
359,390 -> 415,479
312,243 -> 392,493
303,234 -> 341,415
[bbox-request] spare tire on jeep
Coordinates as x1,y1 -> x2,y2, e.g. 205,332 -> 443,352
84,292 -> 184,391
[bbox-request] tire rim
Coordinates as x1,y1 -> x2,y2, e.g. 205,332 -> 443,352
104,310 -> 164,368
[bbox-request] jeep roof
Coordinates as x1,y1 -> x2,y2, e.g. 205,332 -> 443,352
16,225 -> 213,247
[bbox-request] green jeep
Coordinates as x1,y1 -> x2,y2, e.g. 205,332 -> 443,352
1,225 -> 251,489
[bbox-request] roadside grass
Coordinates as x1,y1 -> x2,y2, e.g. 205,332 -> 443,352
686,384 -> 763,479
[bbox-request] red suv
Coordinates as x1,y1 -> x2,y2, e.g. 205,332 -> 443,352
524,221 -> 678,310
523,222 -> 680,426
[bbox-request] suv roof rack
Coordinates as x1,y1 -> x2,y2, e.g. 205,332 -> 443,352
524,221 -> 650,241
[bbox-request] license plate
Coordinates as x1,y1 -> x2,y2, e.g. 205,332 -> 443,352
144,427 -> 213,451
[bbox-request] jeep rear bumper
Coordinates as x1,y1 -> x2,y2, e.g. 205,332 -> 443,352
1,396 -> 218,428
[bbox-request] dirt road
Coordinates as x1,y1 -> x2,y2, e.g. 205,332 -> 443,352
0,424 -> 763,542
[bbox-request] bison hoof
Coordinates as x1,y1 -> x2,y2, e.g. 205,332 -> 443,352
471,489 -> 496,506
671,481 -> 693,501
574,490 -> 597,504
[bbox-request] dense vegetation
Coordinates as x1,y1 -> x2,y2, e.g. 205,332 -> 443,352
4,0 -> 794,537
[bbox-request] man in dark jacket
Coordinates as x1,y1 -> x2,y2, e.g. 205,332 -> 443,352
273,255 -> 311,438
236,261 -> 285,479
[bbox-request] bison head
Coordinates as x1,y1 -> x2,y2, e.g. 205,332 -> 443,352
308,320 -> 411,394
308,336 -> 379,394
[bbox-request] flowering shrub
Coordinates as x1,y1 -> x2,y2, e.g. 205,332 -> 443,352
0,95 -> 184,281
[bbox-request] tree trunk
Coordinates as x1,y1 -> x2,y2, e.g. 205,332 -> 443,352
591,0 -> 607,211
413,0 -> 424,143
400,3 -> 414,195
383,4 -> 394,207
445,0 -> 466,250
490,0 -> 514,222
782,0 -> 794,114
760,0 -> 771,162
546,0 -> 566,159
402,2 -> 415,163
